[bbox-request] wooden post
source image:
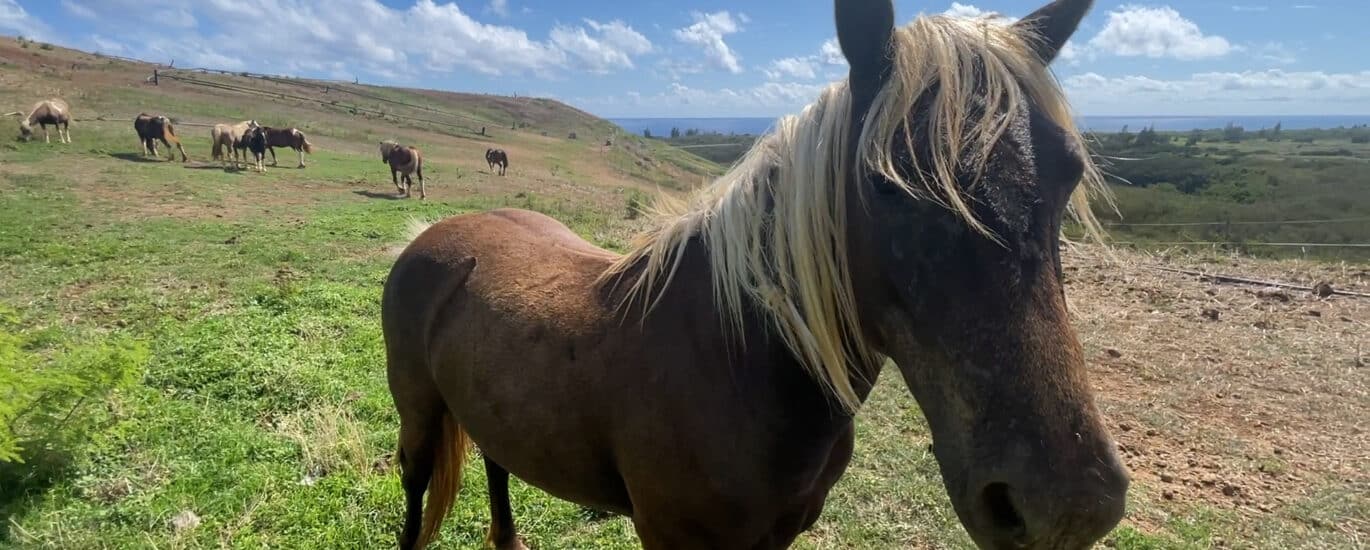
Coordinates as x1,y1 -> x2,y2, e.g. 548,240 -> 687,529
153,69 -> 159,85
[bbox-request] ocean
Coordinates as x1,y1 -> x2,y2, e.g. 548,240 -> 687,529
609,115 -> 1370,137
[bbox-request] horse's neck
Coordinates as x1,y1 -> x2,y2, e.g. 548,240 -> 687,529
627,237 -> 872,423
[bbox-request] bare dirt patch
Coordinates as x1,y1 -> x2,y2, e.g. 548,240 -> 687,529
1066,246 -> 1368,537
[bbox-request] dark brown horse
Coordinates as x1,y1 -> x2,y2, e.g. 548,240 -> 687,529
381,140 -> 425,199
261,127 -> 314,168
134,113 -> 188,162
485,148 -> 508,176
383,1 -> 1126,549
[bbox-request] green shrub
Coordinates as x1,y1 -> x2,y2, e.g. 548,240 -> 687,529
0,312 -> 147,464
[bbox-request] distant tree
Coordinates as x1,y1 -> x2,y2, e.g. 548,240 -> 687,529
643,128 -> 653,138
1271,122 -> 1282,142
1185,129 -> 1202,147
670,127 -> 681,138
1134,125 -> 1163,147
686,128 -> 699,137
1222,122 -> 1245,143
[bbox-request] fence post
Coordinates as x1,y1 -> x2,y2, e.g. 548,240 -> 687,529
153,69 -> 159,86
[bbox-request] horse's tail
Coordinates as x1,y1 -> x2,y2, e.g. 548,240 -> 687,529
297,130 -> 313,154
211,128 -> 223,160
414,410 -> 470,550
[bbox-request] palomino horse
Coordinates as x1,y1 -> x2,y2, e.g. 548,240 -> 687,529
243,126 -> 268,173
211,120 -> 259,169
383,1 -> 1127,549
15,98 -> 71,143
485,148 -> 508,176
134,114 -> 188,162
380,140 -> 425,199
261,127 -> 314,168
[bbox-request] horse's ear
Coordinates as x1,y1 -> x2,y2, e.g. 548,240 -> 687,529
835,0 -> 896,101
1013,0 -> 1094,65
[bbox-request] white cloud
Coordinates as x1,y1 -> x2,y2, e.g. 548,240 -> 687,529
819,38 -> 845,66
1254,42 -> 1297,64
1,0 -> 51,40
1231,5 -> 1269,11
60,0 -> 96,19
945,2 -> 993,19
1293,4 -> 1316,8
673,11 -> 746,74
578,81 -> 831,117
48,0 -> 669,81
487,0 -> 508,17
764,57 -> 818,80
1089,5 -> 1234,60
1065,70 -> 1370,113
551,19 -> 652,74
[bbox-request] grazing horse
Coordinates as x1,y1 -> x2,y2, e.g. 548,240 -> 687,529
134,113 -> 188,162
380,140 -> 425,199
261,127 -> 314,168
243,126 -> 268,173
383,1 -> 1127,549
485,148 -> 508,176
16,98 -> 71,143
211,120 -> 259,169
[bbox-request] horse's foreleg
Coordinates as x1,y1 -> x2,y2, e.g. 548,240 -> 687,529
297,147 -> 305,169
393,170 -> 405,194
63,123 -> 70,144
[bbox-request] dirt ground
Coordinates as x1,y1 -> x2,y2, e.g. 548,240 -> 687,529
1066,246 -> 1367,539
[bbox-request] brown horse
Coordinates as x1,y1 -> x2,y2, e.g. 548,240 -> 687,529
261,127 -> 314,168
485,148 -> 508,176
16,98 -> 71,143
134,113 -> 188,162
381,140 -> 425,199
383,1 -> 1126,549
211,120 -> 259,169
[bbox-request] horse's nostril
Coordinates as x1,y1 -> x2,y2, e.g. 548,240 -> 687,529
980,482 -> 1027,538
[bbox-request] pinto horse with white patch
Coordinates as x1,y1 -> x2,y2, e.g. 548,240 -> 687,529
134,113 -> 188,162
381,140 -> 425,199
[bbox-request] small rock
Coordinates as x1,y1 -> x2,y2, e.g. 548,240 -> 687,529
1313,282 -> 1335,298
223,235 -> 239,245
1202,308 -> 1221,321
171,510 -> 201,532
1306,310 -> 1322,317
1160,473 -> 1175,483
1145,429 -> 1159,437
1252,320 -> 1274,330
1105,348 -> 1123,358
1119,423 -> 1132,432
1222,484 -> 1240,497
1273,448 -> 1283,455
1162,490 -> 1175,500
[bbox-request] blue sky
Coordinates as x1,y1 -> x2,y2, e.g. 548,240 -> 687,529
2,0 -> 1367,117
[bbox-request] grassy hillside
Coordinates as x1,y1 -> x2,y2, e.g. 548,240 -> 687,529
1085,127 -> 1370,260
3,37 -> 1367,550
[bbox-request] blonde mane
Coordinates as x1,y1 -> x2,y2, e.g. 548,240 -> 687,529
602,14 -> 1109,412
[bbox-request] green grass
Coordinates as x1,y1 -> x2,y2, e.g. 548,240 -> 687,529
1,104 -> 1362,548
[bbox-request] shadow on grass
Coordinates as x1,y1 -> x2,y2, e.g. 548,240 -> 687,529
353,190 -> 408,201
107,152 -> 165,163
0,446 -> 80,543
